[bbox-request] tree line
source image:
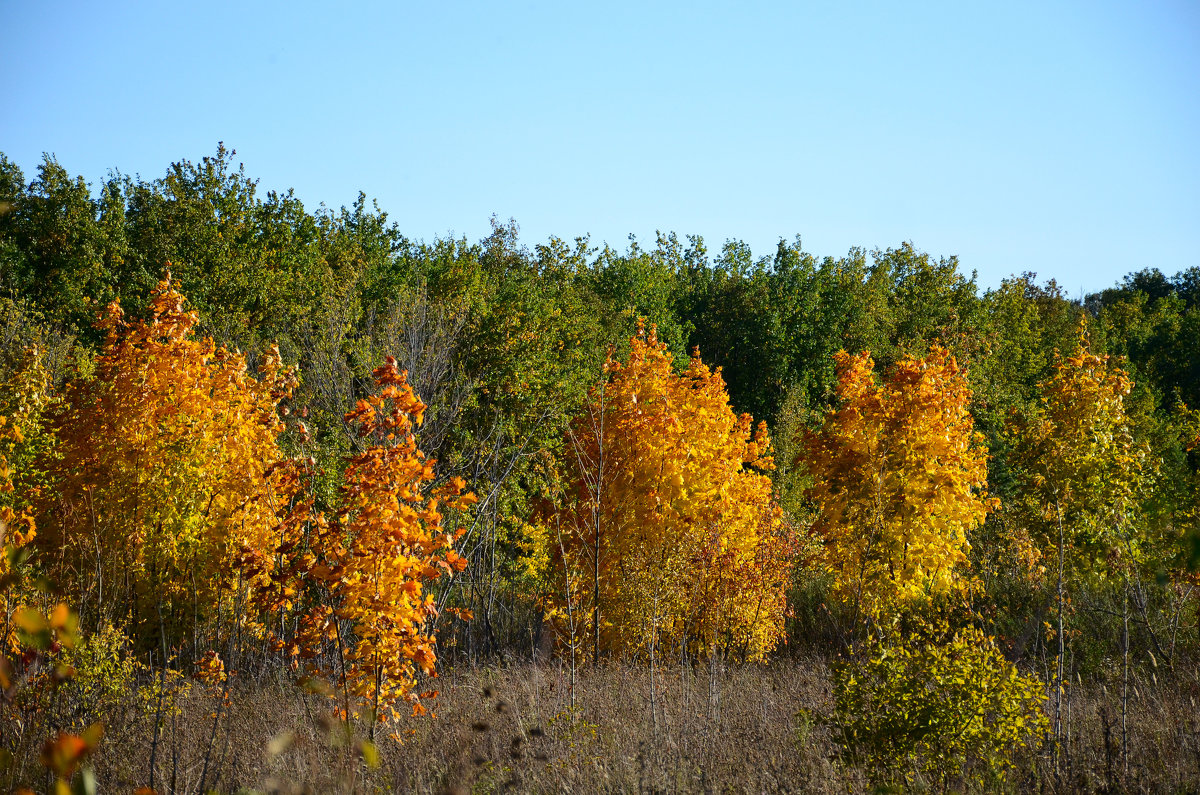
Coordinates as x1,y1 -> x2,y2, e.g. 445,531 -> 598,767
1,145 -> 1198,788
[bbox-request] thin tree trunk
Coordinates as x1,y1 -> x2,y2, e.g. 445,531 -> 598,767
1122,581 -> 1130,778
592,391 -> 605,667
1054,499 -> 1066,776
557,523 -> 577,713
170,707 -> 178,795
649,631 -> 658,739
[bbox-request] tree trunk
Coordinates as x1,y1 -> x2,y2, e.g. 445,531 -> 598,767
1122,582 -> 1130,779
1054,500 -> 1066,776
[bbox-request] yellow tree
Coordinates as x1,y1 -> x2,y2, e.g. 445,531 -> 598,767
831,621 -> 1048,787
0,347 -> 53,651
1014,327 -> 1150,573
807,347 -> 1047,786
549,324 -> 795,663
0,414 -> 33,654
804,345 -> 997,621
1011,324 -> 1151,758
40,274 -> 296,651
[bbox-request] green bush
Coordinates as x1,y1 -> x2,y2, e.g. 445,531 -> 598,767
830,623 -> 1049,787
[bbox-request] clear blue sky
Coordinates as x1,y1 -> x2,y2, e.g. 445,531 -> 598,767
2,1 -> 1197,294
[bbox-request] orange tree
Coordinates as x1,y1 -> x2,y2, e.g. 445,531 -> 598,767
38,274 -> 296,653
241,358 -> 476,728
547,323 -> 796,663
804,345 -> 997,623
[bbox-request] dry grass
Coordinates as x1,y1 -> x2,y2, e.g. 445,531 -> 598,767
75,657 -> 1200,793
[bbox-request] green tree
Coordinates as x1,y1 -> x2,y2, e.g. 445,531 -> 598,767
1011,325 -> 1153,757
0,154 -> 131,338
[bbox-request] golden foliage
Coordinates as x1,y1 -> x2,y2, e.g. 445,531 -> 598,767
0,347 -> 55,652
550,324 -> 796,661
1013,324 -> 1152,573
328,357 -> 474,720
246,358 -> 475,725
805,346 -> 997,615
42,274 -> 296,643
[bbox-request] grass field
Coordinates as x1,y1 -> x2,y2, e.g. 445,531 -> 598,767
75,655 -> 1200,793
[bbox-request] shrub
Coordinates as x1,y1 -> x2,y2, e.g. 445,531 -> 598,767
830,623 -> 1048,787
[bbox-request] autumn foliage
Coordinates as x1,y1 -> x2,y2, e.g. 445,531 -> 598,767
549,324 -> 796,662
804,346 -> 997,616
0,348 -> 50,651
831,621 -> 1048,785
808,347 -> 1047,786
5,149 -> 1200,789
318,359 -> 474,721
240,359 -> 476,725
1014,325 -> 1152,574
38,275 -> 296,650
